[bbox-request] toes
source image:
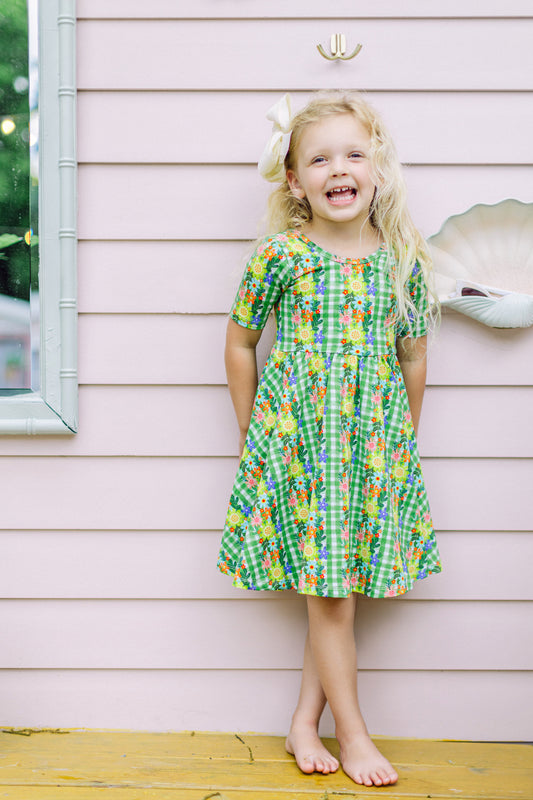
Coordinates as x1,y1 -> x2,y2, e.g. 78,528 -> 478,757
376,767 -> 390,784
376,765 -> 399,786
378,769 -> 398,786
353,773 -> 372,787
310,758 -> 334,775
298,756 -> 315,774
352,770 -> 380,787
369,771 -> 383,786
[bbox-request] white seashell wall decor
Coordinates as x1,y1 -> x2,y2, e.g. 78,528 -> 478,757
428,199 -> 533,328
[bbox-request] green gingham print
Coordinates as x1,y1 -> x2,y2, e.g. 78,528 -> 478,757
217,230 -> 441,598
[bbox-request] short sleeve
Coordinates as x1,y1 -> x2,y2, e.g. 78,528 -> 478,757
396,261 -> 429,339
230,237 -> 288,330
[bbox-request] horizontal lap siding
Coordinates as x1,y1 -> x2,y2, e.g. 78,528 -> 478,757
78,91 -> 533,165
77,241 -> 245,314
0,457 -> 530,530
0,386 -> 529,457
0,530 -> 531,600
1,669 -> 530,741
77,164 -> 533,240
2,9 -> 530,738
77,20 -> 533,90
75,313 -> 533,385
76,1 -> 533,20
0,598 -> 529,669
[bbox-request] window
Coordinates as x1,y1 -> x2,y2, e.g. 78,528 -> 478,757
0,0 -> 77,433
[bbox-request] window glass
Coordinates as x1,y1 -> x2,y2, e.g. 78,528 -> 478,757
0,0 -> 38,391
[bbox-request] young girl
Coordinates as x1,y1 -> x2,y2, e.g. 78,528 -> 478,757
217,91 -> 441,787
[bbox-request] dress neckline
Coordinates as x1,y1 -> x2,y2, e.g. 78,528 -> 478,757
291,229 -> 386,263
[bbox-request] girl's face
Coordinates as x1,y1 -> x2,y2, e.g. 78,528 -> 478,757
287,113 -> 377,235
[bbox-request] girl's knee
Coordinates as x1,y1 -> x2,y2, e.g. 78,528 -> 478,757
307,594 -> 356,624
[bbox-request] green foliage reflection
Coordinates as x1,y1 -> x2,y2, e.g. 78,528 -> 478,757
0,0 -> 32,301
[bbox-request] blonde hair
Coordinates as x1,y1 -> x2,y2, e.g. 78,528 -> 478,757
264,90 -> 439,334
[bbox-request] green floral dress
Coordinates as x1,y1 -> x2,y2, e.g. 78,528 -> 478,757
217,230 -> 441,598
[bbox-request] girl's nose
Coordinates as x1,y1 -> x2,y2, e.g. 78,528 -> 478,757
330,157 -> 348,176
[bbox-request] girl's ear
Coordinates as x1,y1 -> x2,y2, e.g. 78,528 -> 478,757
286,169 -> 306,200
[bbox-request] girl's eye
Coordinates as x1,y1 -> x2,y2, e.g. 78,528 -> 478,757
349,152 -> 364,159
311,156 -> 326,164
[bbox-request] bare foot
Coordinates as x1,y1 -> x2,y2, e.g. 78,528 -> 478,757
285,721 -> 339,775
339,731 -> 398,787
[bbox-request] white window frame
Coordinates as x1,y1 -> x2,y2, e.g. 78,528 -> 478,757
0,0 -> 78,433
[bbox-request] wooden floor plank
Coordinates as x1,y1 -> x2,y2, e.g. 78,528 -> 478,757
0,730 -> 244,760
0,730 -> 531,800
0,761 -> 531,798
0,790 -> 353,800
0,789 -> 461,800
242,734 -> 533,769
1,730 -> 530,769
2,790 -> 506,800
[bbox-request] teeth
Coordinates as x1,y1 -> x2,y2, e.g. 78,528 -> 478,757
330,187 -> 354,193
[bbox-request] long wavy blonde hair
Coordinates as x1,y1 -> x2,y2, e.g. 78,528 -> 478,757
264,91 -> 439,334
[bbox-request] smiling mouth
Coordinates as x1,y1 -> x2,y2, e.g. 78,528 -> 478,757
326,186 -> 357,204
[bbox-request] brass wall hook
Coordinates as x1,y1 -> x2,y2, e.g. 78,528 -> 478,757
317,34 -> 362,61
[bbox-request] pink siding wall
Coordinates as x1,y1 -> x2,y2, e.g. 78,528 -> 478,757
0,1 -> 531,740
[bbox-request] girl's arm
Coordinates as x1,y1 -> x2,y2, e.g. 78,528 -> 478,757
396,335 -> 427,437
225,318 -> 262,455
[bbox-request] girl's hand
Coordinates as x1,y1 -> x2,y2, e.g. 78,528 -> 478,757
396,335 -> 427,436
239,429 -> 248,458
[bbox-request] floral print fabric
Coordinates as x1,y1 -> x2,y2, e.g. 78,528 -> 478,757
217,230 -> 441,598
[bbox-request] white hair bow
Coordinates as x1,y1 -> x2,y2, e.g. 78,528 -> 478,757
258,94 -> 293,183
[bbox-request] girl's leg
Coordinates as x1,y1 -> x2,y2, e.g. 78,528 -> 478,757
306,595 -> 398,787
285,631 -> 339,774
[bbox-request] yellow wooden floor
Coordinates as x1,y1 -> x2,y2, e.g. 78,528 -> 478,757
0,729 -> 531,799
